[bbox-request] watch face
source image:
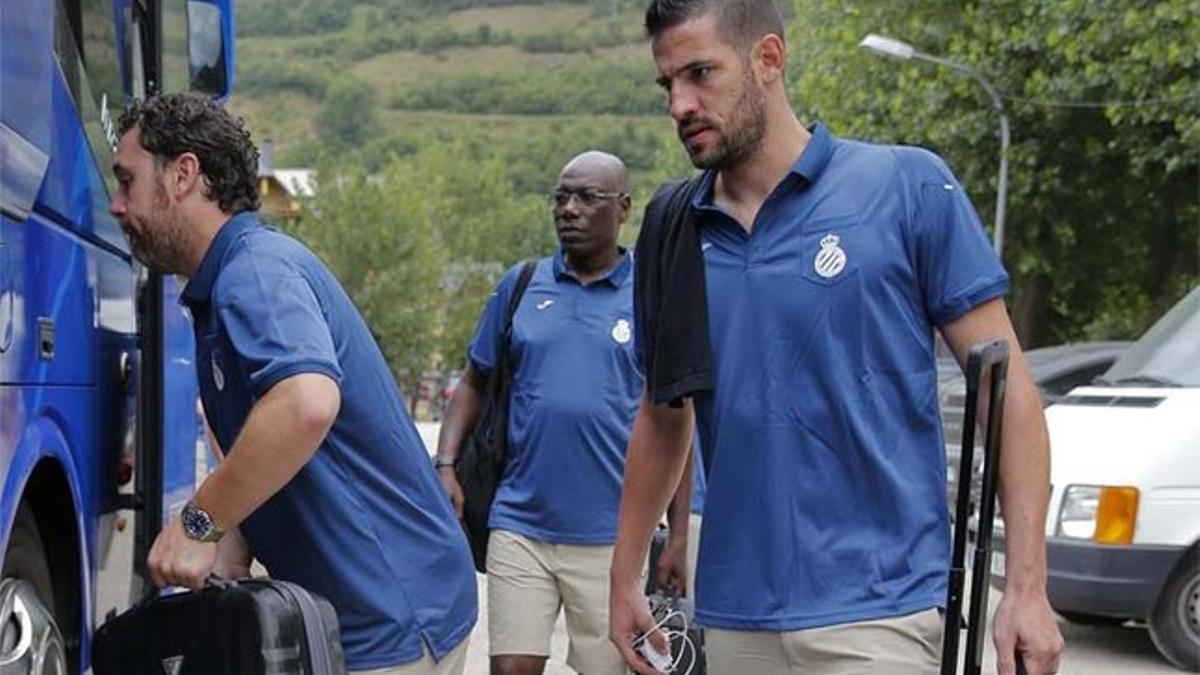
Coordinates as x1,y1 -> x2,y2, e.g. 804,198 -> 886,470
182,505 -> 212,540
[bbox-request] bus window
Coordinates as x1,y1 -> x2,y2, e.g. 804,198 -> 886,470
54,0 -> 124,195
161,0 -> 191,94
187,1 -> 227,96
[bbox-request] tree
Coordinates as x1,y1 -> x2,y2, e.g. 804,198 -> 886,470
286,161 -> 445,403
282,142 -> 556,398
791,0 -> 1198,344
316,78 -> 379,152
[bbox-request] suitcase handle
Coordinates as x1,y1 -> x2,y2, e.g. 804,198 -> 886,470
205,574 -> 236,590
942,338 -> 1011,675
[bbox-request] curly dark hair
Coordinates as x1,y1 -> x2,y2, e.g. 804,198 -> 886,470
119,93 -> 260,213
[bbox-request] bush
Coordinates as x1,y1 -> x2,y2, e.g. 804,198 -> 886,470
239,0 -> 353,37
390,61 -> 663,115
238,62 -> 329,98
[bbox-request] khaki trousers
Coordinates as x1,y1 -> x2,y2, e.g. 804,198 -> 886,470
348,638 -> 469,675
706,608 -> 943,674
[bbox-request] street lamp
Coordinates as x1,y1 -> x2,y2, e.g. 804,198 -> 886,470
859,34 -> 1010,258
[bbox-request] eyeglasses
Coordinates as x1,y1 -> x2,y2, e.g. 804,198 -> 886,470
549,188 -> 628,208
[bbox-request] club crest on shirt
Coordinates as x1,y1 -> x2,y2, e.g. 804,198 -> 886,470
814,233 -> 847,279
212,354 -> 225,391
611,319 -> 632,344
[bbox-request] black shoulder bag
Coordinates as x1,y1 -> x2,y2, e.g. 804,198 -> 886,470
455,260 -> 537,573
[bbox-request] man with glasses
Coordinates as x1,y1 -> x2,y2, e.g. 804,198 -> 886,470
436,152 -> 691,675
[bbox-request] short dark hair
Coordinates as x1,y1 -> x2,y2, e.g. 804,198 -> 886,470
119,93 -> 260,213
645,0 -> 785,49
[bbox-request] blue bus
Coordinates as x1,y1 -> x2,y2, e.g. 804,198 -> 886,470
0,0 -> 233,671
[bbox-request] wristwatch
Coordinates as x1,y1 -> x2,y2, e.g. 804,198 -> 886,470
433,454 -> 457,469
180,502 -> 224,542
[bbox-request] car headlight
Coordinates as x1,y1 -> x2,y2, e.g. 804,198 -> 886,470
1057,485 -> 1139,544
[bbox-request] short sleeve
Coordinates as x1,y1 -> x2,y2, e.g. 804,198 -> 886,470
216,253 -> 342,397
466,263 -> 524,375
906,150 -> 1010,325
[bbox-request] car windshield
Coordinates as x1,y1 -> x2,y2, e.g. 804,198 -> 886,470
1100,286 -> 1200,387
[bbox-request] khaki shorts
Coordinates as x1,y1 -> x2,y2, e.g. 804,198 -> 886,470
706,608 -> 943,674
348,636 -> 469,675
486,529 -> 626,675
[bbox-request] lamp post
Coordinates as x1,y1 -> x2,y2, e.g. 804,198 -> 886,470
859,34 -> 1009,258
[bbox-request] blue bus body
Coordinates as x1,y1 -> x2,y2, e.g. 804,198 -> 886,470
0,0 -> 233,670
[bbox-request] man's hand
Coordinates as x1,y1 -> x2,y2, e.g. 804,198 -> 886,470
147,519 -> 219,589
653,533 -> 688,597
212,526 -> 253,579
610,577 -> 671,674
992,588 -> 1064,675
438,466 -> 465,519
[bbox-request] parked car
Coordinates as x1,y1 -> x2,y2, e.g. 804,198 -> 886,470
938,339 -> 1132,518
988,285 -> 1200,671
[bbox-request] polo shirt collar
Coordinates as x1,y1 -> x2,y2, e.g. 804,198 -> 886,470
691,122 -> 835,210
552,247 -> 632,287
181,210 -> 259,306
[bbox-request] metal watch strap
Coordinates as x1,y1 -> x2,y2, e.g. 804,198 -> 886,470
181,502 -> 224,542
433,454 -> 457,468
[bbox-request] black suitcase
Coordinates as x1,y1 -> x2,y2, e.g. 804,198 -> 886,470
93,577 -> 346,675
941,339 -> 1025,675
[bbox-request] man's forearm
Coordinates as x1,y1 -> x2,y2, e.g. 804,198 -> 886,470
611,396 -> 692,587
191,374 -> 339,531
941,300 -> 1052,595
434,368 -> 484,462
666,448 -> 693,541
997,373 -> 1052,594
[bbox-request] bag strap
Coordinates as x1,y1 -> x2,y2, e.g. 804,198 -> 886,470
501,260 -> 537,347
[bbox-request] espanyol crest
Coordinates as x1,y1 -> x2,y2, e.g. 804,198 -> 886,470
813,233 -> 847,279
611,319 -> 632,344
212,354 -> 225,391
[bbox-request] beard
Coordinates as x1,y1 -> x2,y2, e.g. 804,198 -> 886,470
128,184 -> 190,274
681,71 -> 768,171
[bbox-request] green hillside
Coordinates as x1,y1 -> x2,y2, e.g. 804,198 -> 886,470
228,0 -> 683,200
226,0 -> 693,390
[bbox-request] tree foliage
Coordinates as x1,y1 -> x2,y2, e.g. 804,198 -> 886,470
316,78 -> 380,152
282,143 -> 555,395
791,0 -> 1198,344
390,60 -> 663,115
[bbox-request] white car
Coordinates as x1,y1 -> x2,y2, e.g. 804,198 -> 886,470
991,284 -> 1200,670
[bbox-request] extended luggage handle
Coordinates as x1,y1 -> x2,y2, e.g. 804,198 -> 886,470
942,338 -> 1026,675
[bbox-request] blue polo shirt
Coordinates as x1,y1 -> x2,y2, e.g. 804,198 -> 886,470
691,436 -> 706,516
181,212 -> 477,670
468,250 -> 641,544
684,125 -> 1008,630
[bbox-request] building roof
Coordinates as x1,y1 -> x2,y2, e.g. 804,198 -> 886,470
270,169 -> 316,198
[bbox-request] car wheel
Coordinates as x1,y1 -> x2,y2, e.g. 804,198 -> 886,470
1149,545 -> 1200,671
1,503 -> 67,675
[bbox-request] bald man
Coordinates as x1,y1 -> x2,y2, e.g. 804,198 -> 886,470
435,152 -> 691,675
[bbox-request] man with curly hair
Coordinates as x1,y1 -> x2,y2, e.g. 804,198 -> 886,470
110,93 -> 477,675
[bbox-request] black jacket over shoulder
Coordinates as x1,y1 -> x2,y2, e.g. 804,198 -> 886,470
634,176 -> 712,406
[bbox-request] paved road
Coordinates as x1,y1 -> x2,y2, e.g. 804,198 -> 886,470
91,423 -> 1182,674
